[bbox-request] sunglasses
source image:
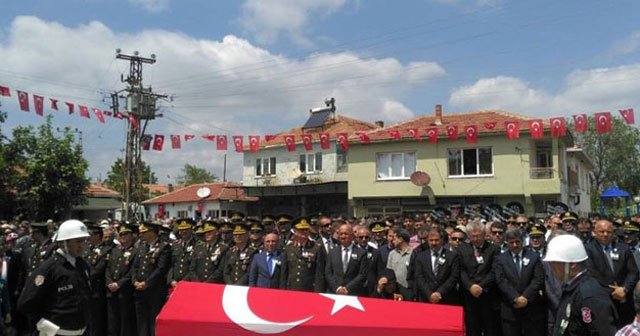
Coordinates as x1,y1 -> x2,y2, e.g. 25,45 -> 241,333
516,222 -> 528,225
357,236 -> 370,239
250,231 -> 262,234
450,237 -> 464,241
321,224 -> 331,228
491,230 -> 504,235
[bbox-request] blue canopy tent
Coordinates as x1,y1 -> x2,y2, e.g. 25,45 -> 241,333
599,186 -> 631,217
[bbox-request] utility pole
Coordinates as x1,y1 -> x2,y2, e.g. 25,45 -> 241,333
112,49 -> 167,221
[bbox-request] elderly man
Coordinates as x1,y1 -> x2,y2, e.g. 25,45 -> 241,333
325,223 -> 368,296
414,228 -> 460,305
248,233 -> 281,288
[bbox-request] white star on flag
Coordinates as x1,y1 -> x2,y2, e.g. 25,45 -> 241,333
319,293 -> 365,315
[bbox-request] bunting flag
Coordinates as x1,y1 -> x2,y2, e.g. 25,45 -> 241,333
103,111 -> 112,117
265,134 -> 278,142
65,102 -> 74,114
464,125 -> 478,144
528,119 -> 543,138
127,114 -> 139,129
153,134 -> 165,151
550,117 -> 566,137
319,133 -> 330,149
93,108 -> 105,124
426,128 -> 438,144
184,134 -> 195,142
17,91 -> 29,111
114,111 -> 124,119
33,95 -> 44,116
301,134 -> 313,151
0,86 -> 10,97
407,128 -> 421,142
232,136 -> 244,152
216,135 -> 227,150
336,133 -> 349,150
356,131 -> 371,144
619,108 -> 635,125
78,106 -> 90,119
202,135 -> 216,142
505,121 -> 520,139
573,114 -> 587,132
283,135 -> 296,152
594,112 -> 612,134
141,134 -> 152,150
483,121 -> 497,130
446,125 -> 458,141
388,130 -> 401,139
249,135 -> 260,153
171,135 -> 181,149
50,98 -> 58,111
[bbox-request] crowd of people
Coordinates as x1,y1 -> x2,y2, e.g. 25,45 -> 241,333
1,209 -> 640,336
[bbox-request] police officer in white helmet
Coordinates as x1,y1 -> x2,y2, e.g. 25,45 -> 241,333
544,234 -> 617,335
18,219 -> 92,336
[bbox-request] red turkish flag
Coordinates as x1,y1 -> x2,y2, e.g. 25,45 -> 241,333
595,112 -> 612,133
50,98 -> 58,111
114,111 -> 124,119
33,95 -> 44,116
103,110 -> 112,117
505,121 -> 520,139
232,136 -> 244,152
153,135 -> 165,151
265,134 -> 278,142
17,90 -> 29,111
388,130 -> 401,139
483,121 -> 497,130
78,105 -> 90,119
426,128 -> 438,144
528,119 -> 543,138
407,128 -> 422,142
127,114 -> 139,129
283,135 -> 296,152
0,86 -> 10,97
93,108 -> 105,123
157,282 -> 464,336
319,133 -> 330,149
550,117 -> 566,137
301,134 -> 313,151
158,203 -> 166,218
619,108 -> 635,125
171,135 -> 181,149
141,134 -> 152,150
65,102 -> 74,114
446,125 -> 458,141
356,131 -> 370,144
573,114 -> 587,132
249,135 -> 260,153
217,135 -> 228,150
202,135 -> 216,142
464,125 -> 478,144
184,134 -> 196,142
336,133 -> 349,150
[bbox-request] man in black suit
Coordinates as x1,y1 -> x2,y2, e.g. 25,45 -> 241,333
585,219 -> 639,327
325,223 -> 368,296
248,233 -> 281,288
414,228 -> 460,305
355,225 -> 383,296
494,228 -> 545,336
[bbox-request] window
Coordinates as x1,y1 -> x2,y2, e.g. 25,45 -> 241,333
300,152 -> 323,173
448,147 -> 493,177
376,152 -> 416,180
256,157 -> 276,176
336,145 -> 348,173
207,210 -> 219,218
177,210 -> 188,218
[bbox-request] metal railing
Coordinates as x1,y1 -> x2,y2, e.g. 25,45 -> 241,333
530,167 -> 554,179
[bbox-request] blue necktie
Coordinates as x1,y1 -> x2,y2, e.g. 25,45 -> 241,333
267,253 -> 274,276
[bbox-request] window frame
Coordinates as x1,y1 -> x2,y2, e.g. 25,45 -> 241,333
447,147 -> 494,178
255,157 -> 277,177
375,151 -> 416,181
300,152 -> 323,174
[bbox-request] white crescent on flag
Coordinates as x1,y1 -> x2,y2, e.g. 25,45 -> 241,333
286,137 -> 294,144
507,123 -> 515,130
251,138 -> 257,145
320,134 -> 328,141
532,121 -> 540,131
466,127 -> 475,136
575,115 -> 584,125
598,115 -> 607,125
19,91 -> 26,103
552,119 -> 561,129
338,135 -> 346,143
220,137 -> 226,145
447,126 -> 455,135
427,129 -> 435,136
235,138 -> 242,146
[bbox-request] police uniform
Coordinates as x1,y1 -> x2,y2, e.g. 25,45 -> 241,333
187,221 -> 229,283
168,219 -> 197,286
279,218 -> 324,292
222,223 -> 258,285
105,224 -> 138,336
83,223 -> 114,336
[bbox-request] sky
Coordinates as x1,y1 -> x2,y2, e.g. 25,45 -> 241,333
0,0 -> 639,184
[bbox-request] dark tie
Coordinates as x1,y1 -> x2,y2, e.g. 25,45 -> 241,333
604,246 -> 614,272
267,253 -> 273,276
514,254 -> 521,275
342,248 -> 349,273
433,252 -> 440,276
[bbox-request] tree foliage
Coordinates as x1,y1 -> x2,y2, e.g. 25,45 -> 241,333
0,103 -> 14,219
176,164 -> 218,185
104,158 -> 157,201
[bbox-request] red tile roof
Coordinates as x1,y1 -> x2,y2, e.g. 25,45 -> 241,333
142,182 -> 257,204
85,184 -> 121,198
142,184 -> 174,194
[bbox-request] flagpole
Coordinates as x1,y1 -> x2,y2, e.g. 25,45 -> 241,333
223,154 -> 227,182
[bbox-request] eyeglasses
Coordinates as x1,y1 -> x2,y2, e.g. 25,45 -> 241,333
491,231 -> 504,235
357,236 -> 370,239
250,231 -> 262,234
450,237 -> 464,241
321,224 -> 331,228
516,222 -> 528,225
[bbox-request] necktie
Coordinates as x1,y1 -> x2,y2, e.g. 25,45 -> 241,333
604,246 -> 614,272
267,253 -> 274,276
342,248 -> 349,273
474,247 -> 481,258
514,254 -> 521,275
433,252 -> 440,276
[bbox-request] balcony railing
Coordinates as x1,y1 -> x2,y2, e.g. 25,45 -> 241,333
530,167 -> 554,179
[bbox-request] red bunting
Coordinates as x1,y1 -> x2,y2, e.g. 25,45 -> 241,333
550,117 -> 566,137
301,134 -> 313,151
127,114 -> 139,129
594,112 -> 612,134
232,136 -> 244,152
202,135 -> 216,142
78,105 -> 90,119
0,86 -> 10,97
283,135 -> 296,152
141,134 -> 152,150
408,128 -> 422,142
573,114 -> 587,132
528,119 -> 543,138
92,108 -> 105,123
426,128 -> 438,144
33,95 -> 44,116
356,131 -> 371,144
336,133 -> 349,150
484,121 -> 497,130
388,130 -> 401,139
153,135 -> 164,151
505,121 -> 520,139
265,134 -> 278,142
65,102 -> 74,114
216,135 -> 227,150
249,135 -> 260,153
17,91 -> 29,111
319,133 -> 330,149
446,125 -> 458,141
50,98 -> 58,111
103,111 -> 112,117
171,135 -> 181,149
464,125 -> 478,144
619,108 -> 635,125
114,111 -> 124,119
184,134 -> 195,142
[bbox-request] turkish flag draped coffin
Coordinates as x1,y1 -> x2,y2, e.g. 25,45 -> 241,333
157,282 -> 464,336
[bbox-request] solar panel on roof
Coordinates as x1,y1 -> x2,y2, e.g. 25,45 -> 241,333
302,109 -> 332,129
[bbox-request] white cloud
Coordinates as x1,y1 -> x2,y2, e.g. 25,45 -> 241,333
430,0 -> 502,8
609,30 -> 640,57
239,0 -> 348,46
0,16 -> 443,182
129,0 -> 169,13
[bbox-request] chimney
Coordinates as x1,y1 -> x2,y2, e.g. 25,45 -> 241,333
168,183 -> 173,192
375,120 -> 384,128
434,104 -> 443,125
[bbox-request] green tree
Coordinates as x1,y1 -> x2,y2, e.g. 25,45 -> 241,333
0,102 -> 15,219
176,164 -> 218,185
104,158 -> 157,200
8,116 -> 90,221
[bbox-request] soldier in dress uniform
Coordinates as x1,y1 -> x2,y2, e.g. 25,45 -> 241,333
168,218 -> 197,290
561,211 -> 578,234
188,221 -> 229,283
279,217 -> 324,292
222,222 -> 258,285
527,223 -> 548,258
131,221 -> 171,336
276,215 -> 293,247
623,221 -> 640,270
21,222 -> 55,281
219,220 -> 234,245
262,215 -> 276,234
83,221 -> 114,336
370,221 -> 386,249
105,223 -> 138,336
248,219 -> 264,250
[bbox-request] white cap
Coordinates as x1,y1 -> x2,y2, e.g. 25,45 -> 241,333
55,219 -> 90,242
543,234 -> 588,263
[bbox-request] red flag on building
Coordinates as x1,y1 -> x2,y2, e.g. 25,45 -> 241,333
301,134 -> 313,151
114,111 -> 124,119
550,117 -> 566,137
33,95 -> 44,116
65,102 -> 74,114
336,133 -> 349,150
283,135 -> 296,152
483,121 -> 497,130
464,125 -> 478,144
0,86 -> 10,97
232,136 -> 244,152
426,128 -> 438,144
265,134 -> 278,142
573,114 -> 587,132
249,135 -> 260,153
103,110 -> 112,117
127,114 -> 139,129
217,135 -> 228,150
50,98 -> 58,111
17,91 -> 29,111
356,131 -> 371,144
388,130 -> 401,139
202,135 -> 216,142
594,112 -> 612,134
619,108 -> 635,125
153,135 -> 165,151
505,121 -> 520,139
446,125 -> 458,141
141,134 -> 152,150
407,128 -> 422,142
171,135 -> 181,149
184,134 -> 196,142
319,133 -> 330,149
528,119 -> 543,138
93,108 -> 105,123
157,203 -> 165,218
78,105 -> 90,119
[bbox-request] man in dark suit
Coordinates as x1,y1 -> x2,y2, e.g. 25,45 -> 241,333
249,233 -> 281,288
325,223 -> 368,296
585,219 -> 639,327
494,228 -> 545,336
355,225 -> 384,296
414,228 -> 460,305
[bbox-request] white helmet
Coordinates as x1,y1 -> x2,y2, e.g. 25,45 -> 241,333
543,234 -> 588,263
55,219 -> 90,242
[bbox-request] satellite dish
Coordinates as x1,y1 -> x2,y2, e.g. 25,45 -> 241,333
196,187 -> 211,198
410,171 -> 431,187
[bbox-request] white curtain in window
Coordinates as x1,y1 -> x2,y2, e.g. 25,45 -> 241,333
377,154 -> 390,178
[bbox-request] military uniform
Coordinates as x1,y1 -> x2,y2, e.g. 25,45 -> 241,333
83,238 -> 114,336
168,219 -> 197,286
22,237 -> 54,279
105,240 -> 137,336
222,244 -> 258,285
280,219 -> 324,292
188,239 -> 229,283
